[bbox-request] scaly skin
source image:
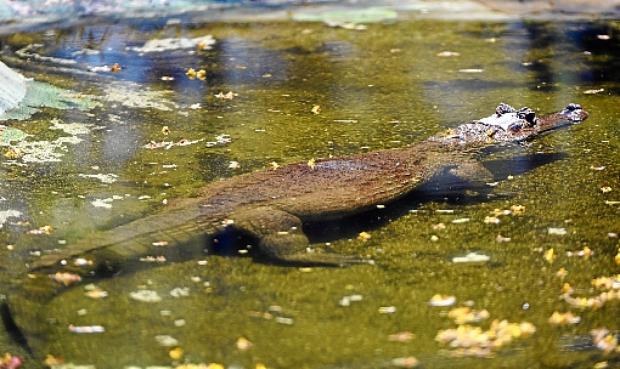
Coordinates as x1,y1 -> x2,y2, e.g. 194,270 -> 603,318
3,103 -> 588,356
25,102 -> 590,273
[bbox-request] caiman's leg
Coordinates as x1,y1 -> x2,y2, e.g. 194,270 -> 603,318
447,156 -> 494,184
226,207 -> 368,267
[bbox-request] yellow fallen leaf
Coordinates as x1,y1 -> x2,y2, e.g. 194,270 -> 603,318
186,68 -> 197,79
169,347 -> 184,360
307,158 -> 316,170
311,105 -> 321,114
544,248 -> 556,264
4,147 -> 23,159
357,231 -> 371,241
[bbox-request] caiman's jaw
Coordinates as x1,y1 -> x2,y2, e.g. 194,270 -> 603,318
536,103 -> 588,134
434,102 -> 589,146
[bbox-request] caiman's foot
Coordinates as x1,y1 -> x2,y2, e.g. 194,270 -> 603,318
228,206 -> 371,267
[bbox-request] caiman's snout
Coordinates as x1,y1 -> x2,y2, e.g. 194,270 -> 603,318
560,103 -> 588,122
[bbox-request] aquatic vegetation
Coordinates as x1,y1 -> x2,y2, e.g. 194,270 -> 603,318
0,81 -> 99,121
128,35 -> 215,53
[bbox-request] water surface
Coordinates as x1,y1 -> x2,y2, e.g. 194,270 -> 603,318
0,13 -> 618,369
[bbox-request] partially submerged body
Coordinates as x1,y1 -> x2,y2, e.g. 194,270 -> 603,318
29,103 -> 588,270
4,103 -> 588,355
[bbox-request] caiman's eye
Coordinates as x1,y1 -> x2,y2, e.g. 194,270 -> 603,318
566,103 -> 581,111
517,108 -> 537,126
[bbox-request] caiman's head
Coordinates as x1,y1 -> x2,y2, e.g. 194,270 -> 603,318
442,103 -> 588,146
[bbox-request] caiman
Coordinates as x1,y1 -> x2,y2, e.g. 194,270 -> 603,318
2,103 -> 588,355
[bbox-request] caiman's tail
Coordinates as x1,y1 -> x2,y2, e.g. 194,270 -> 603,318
3,198 -> 222,357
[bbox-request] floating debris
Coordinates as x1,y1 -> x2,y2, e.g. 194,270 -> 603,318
144,138 -> 205,150
447,307 -> 490,324
591,328 -> 619,353
275,317 -> 294,325
169,347 -> 184,360
436,320 -> 535,357
596,35 -> 611,40
170,287 -> 190,298
388,331 -> 414,343
128,35 -> 215,53
548,311 -> 580,325
228,161 -> 240,169
566,246 -> 593,259
556,267 -> 568,279
28,225 -> 53,235
510,204 -> 526,215
68,324 -> 105,334
458,68 -> 484,73
429,294 -> 456,307
51,272 -> 82,286
155,335 -> 178,347
102,83 -> 177,111
91,198 -> 113,209
84,284 -> 108,299
357,231 -> 371,241
390,356 -> 419,368
214,91 -> 237,100
130,290 -> 162,303
378,306 -> 397,314
601,186 -> 612,193
0,353 -> 22,369
584,88 -> 605,95
496,234 -> 511,243
544,248 -> 556,264
452,252 -> 490,264
548,227 -> 567,236
236,337 -> 253,351
307,158 -> 316,170
139,255 -> 167,264
339,294 -> 363,307
43,355 -> 64,367
451,218 -> 470,224
79,173 -> 118,184
437,51 -> 460,57
432,223 -> 446,230
484,216 -> 500,224
311,105 -> 321,114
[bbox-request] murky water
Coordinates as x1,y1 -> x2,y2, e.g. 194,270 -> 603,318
0,12 -> 618,369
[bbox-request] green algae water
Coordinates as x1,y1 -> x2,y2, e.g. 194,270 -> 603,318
0,13 -> 618,369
